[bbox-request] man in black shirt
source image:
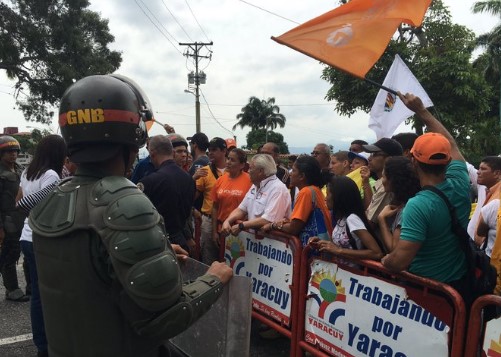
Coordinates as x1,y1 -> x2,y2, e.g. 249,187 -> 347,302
139,135 -> 195,252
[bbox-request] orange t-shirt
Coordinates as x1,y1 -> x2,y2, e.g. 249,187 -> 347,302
291,185 -> 333,234
211,172 -> 252,230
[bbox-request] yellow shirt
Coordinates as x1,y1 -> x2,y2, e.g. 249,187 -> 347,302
490,190 -> 501,294
196,165 -> 224,215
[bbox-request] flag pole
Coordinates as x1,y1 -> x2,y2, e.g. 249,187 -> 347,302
364,78 -> 398,95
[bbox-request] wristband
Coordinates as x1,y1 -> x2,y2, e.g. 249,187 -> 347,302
238,222 -> 245,231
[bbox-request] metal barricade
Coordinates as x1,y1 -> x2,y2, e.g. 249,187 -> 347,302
296,246 -> 467,357
223,229 -> 302,357
464,294 -> 501,357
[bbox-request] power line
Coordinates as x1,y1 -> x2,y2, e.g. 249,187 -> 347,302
138,0 -> 178,43
184,0 -> 211,42
238,0 -> 299,24
160,0 -> 193,42
133,0 -> 183,55
199,88 -> 234,136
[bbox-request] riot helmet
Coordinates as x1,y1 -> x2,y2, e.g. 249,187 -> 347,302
166,133 -> 188,148
0,136 -> 21,153
59,75 -> 151,163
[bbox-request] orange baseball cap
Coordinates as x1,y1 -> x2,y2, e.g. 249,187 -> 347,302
410,132 -> 451,165
225,138 -> 237,149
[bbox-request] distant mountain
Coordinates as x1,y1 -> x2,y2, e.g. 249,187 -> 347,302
289,139 -> 355,155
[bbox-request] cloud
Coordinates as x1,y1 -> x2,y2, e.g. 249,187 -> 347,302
1,0 -> 498,149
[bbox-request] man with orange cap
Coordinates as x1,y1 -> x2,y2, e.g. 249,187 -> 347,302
225,138 -> 237,151
382,92 -> 471,306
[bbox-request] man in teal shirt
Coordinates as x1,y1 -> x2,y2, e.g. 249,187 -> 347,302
382,92 -> 469,302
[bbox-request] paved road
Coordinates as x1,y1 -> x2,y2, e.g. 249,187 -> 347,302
0,259 -> 290,357
0,258 -> 36,357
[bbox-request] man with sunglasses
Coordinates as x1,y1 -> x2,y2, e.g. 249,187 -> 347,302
311,143 -> 333,189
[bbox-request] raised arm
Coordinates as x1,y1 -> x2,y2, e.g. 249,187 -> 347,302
398,92 -> 464,162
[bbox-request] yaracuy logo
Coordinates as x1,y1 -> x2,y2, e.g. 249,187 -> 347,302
225,235 -> 245,273
384,92 -> 396,112
311,269 -> 346,322
308,269 -> 347,341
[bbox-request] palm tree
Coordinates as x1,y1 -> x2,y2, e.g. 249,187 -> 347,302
233,97 -> 286,140
472,0 -> 501,78
472,0 -> 501,16
472,0 -> 501,138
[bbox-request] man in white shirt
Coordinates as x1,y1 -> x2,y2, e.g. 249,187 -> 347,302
221,154 -> 291,235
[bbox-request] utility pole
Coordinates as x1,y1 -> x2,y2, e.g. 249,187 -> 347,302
179,41 -> 213,133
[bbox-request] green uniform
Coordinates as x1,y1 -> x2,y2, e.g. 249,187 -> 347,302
30,168 -> 223,357
0,161 -> 25,292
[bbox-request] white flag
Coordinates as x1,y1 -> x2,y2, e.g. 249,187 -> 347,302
368,54 -> 433,139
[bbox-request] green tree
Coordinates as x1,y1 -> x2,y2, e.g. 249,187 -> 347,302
245,129 -> 289,154
233,97 -> 286,135
0,0 -> 122,124
472,0 -> 501,151
322,0 -> 497,158
13,128 -> 51,155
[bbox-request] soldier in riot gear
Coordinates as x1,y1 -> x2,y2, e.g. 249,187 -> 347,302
0,135 -> 29,302
30,74 -> 233,357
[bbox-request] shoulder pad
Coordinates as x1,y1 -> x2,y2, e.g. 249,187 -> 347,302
104,191 -> 160,231
0,169 -> 18,182
90,176 -> 138,207
108,224 -> 167,265
30,183 -> 78,235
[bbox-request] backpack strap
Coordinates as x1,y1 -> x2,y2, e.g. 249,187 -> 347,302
345,220 -> 358,250
209,163 -> 221,179
422,185 -> 485,251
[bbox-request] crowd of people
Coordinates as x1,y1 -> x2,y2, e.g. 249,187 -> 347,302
0,74 -> 499,356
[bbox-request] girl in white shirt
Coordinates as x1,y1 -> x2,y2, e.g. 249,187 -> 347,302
20,135 -> 67,357
309,176 -> 383,263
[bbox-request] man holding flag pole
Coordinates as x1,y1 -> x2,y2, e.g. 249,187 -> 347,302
369,54 -> 433,139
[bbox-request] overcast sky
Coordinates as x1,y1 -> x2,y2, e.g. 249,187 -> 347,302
1,0 -> 498,152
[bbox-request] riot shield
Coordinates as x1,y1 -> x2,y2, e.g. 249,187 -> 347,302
171,258 -> 252,357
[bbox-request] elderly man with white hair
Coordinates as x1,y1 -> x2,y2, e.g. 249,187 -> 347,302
221,154 -> 291,236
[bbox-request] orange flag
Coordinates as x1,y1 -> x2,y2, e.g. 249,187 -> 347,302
145,120 -> 154,132
272,0 -> 431,78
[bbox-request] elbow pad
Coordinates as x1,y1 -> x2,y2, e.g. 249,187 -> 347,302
135,274 -> 223,339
